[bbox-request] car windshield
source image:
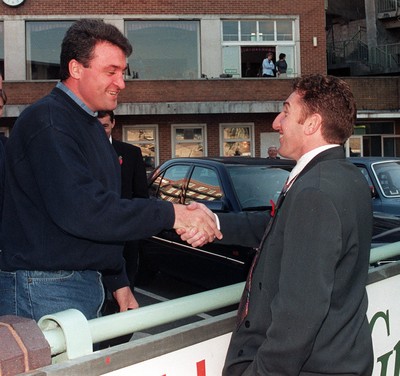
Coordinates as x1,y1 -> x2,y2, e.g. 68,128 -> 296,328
372,161 -> 400,198
227,165 -> 291,210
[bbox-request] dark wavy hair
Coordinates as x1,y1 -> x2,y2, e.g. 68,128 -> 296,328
59,19 -> 132,81
293,74 -> 356,144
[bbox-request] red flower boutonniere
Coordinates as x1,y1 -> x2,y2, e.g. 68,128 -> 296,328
118,156 -> 123,165
270,199 -> 276,217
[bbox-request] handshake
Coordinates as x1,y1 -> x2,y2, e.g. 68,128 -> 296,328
173,202 -> 223,247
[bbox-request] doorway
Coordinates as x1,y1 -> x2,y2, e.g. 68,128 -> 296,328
241,46 -> 276,77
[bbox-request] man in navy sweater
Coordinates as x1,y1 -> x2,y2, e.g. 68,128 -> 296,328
0,19 -> 221,322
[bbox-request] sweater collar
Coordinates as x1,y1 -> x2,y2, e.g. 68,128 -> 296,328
56,81 -> 98,118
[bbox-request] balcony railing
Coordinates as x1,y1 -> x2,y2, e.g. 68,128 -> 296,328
377,0 -> 400,14
327,40 -> 400,74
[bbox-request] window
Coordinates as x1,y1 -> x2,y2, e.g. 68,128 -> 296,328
222,20 -> 294,43
125,20 -> 200,79
353,122 -> 398,157
123,125 -> 157,172
221,19 -> 296,78
240,21 -> 257,42
0,22 -> 4,76
26,21 -> 74,80
220,124 -> 253,156
151,165 -> 190,203
185,166 -> 223,204
222,21 -> 238,41
172,125 -> 206,158
276,20 -> 293,41
259,21 -> 275,41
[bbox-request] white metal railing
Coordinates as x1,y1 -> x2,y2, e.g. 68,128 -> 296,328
38,241 -> 400,362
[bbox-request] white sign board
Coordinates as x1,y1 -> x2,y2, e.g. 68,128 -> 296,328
103,273 -> 400,376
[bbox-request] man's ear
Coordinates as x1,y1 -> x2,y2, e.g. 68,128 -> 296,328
304,113 -> 322,135
69,59 -> 83,79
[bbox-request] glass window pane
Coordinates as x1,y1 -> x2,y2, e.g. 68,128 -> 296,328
222,21 -> 238,41
224,141 -> 251,156
240,21 -> 257,42
153,165 -> 190,203
126,20 -> 200,79
175,143 -> 204,157
26,21 -> 74,80
259,21 -> 275,41
174,126 -> 204,158
175,128 -> 202,141
185,167 -> 223,203
228,165 -> 290,208
223,127 -> 250,140
276,20 -> 293,41
123,126 -> 156,171
222,125 -> 252,156
356,122 -> 394,135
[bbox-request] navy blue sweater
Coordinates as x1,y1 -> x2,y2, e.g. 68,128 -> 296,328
0,87 -> 174,291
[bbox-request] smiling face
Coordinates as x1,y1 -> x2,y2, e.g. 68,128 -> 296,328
272,91 -> 309,161
66,41 -> 127,112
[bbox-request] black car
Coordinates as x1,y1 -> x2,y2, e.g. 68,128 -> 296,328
137,157 -> 295,288
137,156 -> 400,288
349,157 -> 400,217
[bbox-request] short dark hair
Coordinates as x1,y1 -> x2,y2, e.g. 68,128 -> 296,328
293,74 -> 356,144
279,53 -> 286,59
59,19 -> 133,81
97,110 -> 115,122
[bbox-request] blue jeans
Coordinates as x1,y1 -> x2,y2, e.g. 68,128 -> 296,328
0,270 -> 104,321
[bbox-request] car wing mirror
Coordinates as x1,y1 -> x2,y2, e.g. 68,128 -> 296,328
370,185 -> 377,198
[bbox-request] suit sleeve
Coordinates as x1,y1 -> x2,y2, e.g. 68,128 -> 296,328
217,211 -> 269,248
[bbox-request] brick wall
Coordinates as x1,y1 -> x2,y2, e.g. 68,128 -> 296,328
0,0 -> 327,76
3,77 -> 400,111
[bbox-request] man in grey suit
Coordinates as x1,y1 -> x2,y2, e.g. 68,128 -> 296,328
181,74 -> 374,375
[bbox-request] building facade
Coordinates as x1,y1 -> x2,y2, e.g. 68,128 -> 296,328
0,0 -> 399,168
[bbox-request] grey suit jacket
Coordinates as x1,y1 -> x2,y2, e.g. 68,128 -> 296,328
220,147 -> 373,376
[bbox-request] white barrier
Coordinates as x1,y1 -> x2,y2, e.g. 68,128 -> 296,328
25,261 -> 400,375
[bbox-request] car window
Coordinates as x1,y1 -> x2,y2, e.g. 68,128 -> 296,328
184,166 -> 223,204
151,165 -> 190,203
373,161 -> 400,198
227,165 -> 290,209
358,166 -> 373,186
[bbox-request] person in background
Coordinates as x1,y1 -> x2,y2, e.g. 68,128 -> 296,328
0,72 -> 8,145
182,74 -> 373,375
276,53 -> 288,78
0,72 -> 7,227
98,110 -> 148,308
266,145 -> 280,159
261,52 -> 275,78
0,19 -> 221,323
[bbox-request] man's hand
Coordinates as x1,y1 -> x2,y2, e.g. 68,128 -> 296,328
173,202 -> 222,247
113,286 -> 139,312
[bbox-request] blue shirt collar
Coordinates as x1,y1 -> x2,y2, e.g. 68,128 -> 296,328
56,81 -> 98,117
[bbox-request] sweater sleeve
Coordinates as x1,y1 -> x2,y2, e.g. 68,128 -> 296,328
24,117 -> 174,243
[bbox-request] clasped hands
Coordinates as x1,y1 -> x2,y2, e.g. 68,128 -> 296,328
173,202 -> 223,247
